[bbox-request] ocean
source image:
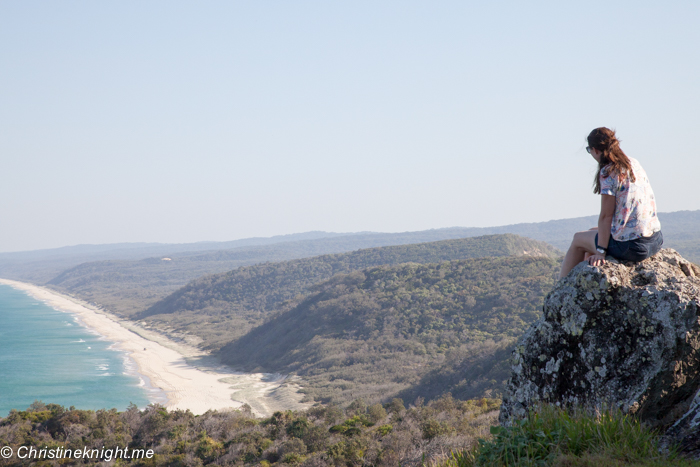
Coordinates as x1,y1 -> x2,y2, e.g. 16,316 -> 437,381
0,284 -> 156,417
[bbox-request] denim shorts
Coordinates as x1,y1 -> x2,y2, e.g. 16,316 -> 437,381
595,231 -> 664,262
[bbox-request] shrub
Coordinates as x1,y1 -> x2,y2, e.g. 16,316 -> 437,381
367,404 -> 387,424
422,419 -> 448,440
440,404 -> 685,467
330,415 -> 374,436
302,425 -> 330,452
376,424 -> 393,436
282,452 -> 306,464
288,419 -> 311,438
386,398 -> 405,415
279,438 -> 307,457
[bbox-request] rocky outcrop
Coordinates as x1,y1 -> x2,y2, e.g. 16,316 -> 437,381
499,249 -> 700,443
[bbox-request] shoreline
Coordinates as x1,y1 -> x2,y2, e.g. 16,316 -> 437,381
0,279 -> 311,417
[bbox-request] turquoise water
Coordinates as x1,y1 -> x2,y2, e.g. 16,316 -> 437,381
0,284 -> 156,416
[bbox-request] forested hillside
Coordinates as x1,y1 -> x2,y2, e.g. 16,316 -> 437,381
42,233 -> 560,318
4,210 -> 695,319
39,232 -> 541,316
220,256 -> 560,405
135,235 -> 559,350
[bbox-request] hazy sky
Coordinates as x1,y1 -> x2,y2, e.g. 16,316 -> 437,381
1,1 -> 698,252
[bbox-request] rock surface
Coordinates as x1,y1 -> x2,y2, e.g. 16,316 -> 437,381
499,249 -> 700,447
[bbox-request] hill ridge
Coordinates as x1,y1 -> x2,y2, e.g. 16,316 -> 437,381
135,234 -> 560,351
219,254 -> 561,405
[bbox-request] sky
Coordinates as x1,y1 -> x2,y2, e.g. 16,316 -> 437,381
1,1 -> 699,252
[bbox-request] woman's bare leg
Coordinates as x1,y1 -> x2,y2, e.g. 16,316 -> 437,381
559,230 -> 599,279
583,227 -> 598,261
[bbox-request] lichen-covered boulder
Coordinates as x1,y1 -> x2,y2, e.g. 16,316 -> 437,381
499,249 -> 700,433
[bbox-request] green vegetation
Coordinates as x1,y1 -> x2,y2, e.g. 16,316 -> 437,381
135,234 -> 559,350
0,395 -> 500,466
20,230 -> 563,318
5,401 -> 697,466
221,255 -> 560,405
436,405 -> 699,467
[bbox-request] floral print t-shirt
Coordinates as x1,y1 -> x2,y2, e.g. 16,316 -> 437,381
600,157 -> 661,242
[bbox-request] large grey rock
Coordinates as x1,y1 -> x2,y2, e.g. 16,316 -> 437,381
499,249 -> 700,439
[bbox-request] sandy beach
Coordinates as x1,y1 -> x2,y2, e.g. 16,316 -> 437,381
0,279 -> 311,417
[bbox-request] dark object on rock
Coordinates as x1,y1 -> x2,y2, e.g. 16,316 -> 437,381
499,249 -> 700,453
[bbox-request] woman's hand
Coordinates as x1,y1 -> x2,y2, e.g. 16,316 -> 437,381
587,253 -> 606,267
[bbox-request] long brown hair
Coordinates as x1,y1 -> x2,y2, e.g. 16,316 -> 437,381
588,127 -> 635,194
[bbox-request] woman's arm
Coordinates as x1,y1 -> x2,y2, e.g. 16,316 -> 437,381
597,194 -> 615,248
587,194 -> 615,266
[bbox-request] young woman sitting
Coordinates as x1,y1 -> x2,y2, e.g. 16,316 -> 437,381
559,127 -> 663,280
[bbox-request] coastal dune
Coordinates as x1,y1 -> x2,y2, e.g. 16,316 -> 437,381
0,279 -> 309,417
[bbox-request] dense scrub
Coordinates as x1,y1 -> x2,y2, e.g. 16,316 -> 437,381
221,256 -> 560,405
137,235 -> 559,350
3,400 -> 696,467
0,396 -> 500,466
